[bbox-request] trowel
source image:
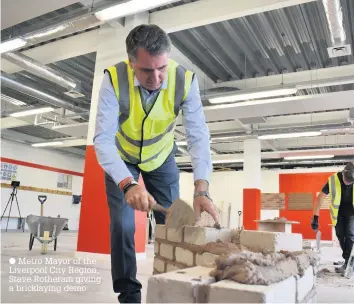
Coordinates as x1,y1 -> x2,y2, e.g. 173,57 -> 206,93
315,230 -> 321,253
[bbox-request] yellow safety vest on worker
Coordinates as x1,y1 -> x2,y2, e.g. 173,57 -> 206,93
328,173 -> 354,225
105,59 -> 194,172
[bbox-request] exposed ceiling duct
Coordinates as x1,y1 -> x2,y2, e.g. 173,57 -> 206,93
1,73 -> 89,114
322,0 -> 346,45
2,52 -> 85,98
322,0 -> 352,58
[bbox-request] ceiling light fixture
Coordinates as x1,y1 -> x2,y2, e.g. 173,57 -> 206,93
258,131 -> 322,140
284,155 -> 335,160
213,159 -> 244,164
10,107 -> 54,117
32,141 -> 64,147
95,0 -> 179,21
0,38 -> 27,54
209,88 -> 297,104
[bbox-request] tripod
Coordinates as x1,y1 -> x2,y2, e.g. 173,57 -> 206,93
1,185 -> 23,232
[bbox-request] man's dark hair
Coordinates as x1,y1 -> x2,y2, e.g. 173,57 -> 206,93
126,24 -> 171,61
343,161 -> 354,183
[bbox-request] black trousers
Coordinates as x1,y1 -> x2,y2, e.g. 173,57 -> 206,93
104,151 -> 180,303
335,216 -> 354,263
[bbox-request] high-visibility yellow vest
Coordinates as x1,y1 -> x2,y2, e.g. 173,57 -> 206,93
328,173 -> 354,225
105,59 -> 194,172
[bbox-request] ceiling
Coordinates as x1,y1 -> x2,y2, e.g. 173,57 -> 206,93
1,0 -> 353,169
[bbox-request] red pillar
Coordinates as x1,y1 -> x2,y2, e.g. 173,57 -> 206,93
243,188 -> 261,230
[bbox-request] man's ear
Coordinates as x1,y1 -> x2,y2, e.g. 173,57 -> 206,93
128,57 -> 133,69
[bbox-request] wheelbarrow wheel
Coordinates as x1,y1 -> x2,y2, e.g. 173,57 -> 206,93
54,238 -> 57,251
29,234 -> 34,250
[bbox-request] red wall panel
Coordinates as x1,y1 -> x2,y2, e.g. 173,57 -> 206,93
279,172 -> 334,240
77,146 -> 146,254
243,188 -> 261,230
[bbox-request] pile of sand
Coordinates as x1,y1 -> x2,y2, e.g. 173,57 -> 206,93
209,249 -> 319,285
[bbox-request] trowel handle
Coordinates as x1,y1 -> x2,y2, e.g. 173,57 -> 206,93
151,203 -> 168,214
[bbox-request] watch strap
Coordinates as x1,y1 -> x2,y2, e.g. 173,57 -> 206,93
123,180 -> 138,194
194,191 -> 212,201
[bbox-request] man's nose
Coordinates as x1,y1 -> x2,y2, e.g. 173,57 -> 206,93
151,70 -> 159,82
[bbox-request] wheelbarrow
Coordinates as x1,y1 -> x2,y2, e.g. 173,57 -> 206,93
26,214 -> 68,254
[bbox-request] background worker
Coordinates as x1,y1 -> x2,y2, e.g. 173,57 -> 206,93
311,162 -> 354,276
93,24 -> 219,303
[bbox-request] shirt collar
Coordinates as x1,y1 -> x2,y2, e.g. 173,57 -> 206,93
134,74 -> 168,90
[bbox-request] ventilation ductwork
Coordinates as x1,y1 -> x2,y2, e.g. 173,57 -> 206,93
2,52 -> 85,98
323,0 -> 352,58
1,74 -> 89,114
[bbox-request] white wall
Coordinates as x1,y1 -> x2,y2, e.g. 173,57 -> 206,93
1,139 -> 85,231
179,166 -> 342,229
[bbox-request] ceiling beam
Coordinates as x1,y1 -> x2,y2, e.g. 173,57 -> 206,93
1,0 -> 316,73
1,30 -> 99,74
181,90 -> 354,123
212,65 -> 354,89
151,0 -> 317,33
175,147 -> 354,164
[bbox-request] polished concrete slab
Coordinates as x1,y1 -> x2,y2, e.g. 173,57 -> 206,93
1,230 -> 353,303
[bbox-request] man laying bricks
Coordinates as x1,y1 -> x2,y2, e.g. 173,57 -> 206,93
93,24 -> 219,303
311,161 -> 354,276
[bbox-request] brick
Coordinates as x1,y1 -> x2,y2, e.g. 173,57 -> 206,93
296,266 -> 315,303
240,230 -> 302,252
146,266 -> 215,303
184,226 -> 232,245
155,225 -> 166,239
196,252 -> 218,268
208,276 -> 296,303
153,257 -> 165,273
166,263 -> 180,272
175,247 -> 194,266
154,242 -> 160,255
160,243 -> 174,260
167,227 -> 184,243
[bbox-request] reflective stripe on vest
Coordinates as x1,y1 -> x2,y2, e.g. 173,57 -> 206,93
328,173 -> 354,226
105,59 -> 194,171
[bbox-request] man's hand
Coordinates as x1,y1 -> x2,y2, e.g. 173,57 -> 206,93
193,179 -> 219,226
125,185 -> 156,212
311,215 -> 319,231
193,195 -> 219,226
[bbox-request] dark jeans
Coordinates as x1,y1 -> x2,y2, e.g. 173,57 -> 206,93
104,151 -> 180,303
335,216 -> 354,263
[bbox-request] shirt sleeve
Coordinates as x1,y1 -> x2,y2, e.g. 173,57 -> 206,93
181,76 -> 213,183
93,72 -> 133,186
321,182 -> 330,195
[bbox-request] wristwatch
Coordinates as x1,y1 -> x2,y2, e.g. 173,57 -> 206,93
123,180 -> 139,194
194,191 -> 213,201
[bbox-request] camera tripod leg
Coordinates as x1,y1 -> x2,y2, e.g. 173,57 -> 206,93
1,193 -> 12,220
14,194 -> 23,232
5,194 -> 14,232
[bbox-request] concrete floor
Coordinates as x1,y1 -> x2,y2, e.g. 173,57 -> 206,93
1,230 -> 354,303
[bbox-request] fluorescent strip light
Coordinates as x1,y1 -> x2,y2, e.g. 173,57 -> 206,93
209,88 -> 297,104
258,131 -> 322,140
10,107 -> 54,117
213,159 -> 244,164
95,0 -> 179,21
284,155 -> 335,161
0,38 -> 27,54
32,141 -> 64,147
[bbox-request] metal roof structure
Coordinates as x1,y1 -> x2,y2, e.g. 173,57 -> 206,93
1,0 -> 353,168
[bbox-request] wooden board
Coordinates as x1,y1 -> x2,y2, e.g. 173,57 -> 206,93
0,183 -> 72,196
261,193 -> 285,210
288,192 -> 313,210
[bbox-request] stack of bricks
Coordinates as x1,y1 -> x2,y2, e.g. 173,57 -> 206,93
150,225 -> 317,303
153,224 -> 236,274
